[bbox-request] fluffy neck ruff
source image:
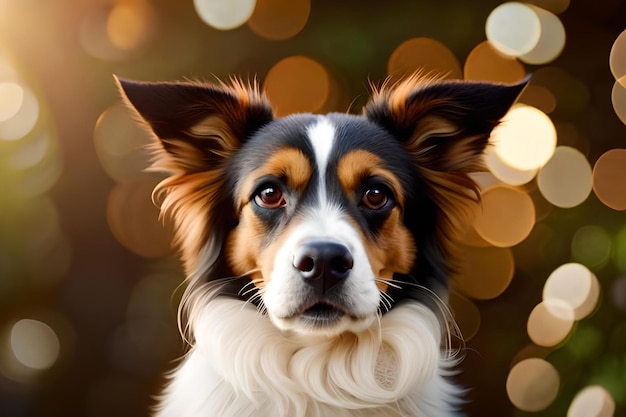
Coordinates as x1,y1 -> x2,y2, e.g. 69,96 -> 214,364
169,290 -> 462,417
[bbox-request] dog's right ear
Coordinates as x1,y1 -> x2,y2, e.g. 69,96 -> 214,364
115,76 -> 274,173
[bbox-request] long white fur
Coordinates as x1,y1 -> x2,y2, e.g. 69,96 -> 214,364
155,292 -> 463,417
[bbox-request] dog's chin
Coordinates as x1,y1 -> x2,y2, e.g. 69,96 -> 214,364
270,303 -> 376,336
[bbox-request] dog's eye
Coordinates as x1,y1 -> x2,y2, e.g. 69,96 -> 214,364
254,185 -> 287,209
361,186 -> 391,210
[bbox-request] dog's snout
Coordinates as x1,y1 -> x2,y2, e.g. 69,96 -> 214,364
293,241 -> 353,293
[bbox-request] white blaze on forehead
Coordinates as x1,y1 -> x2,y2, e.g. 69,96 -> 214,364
306,117 -> 336,185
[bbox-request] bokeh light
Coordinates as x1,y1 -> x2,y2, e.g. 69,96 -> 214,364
10,319 -> 60,371
473,185 -> 535,247
486,2 -> 541,56
611,80 -> 626,125
491,104 -> 557,171
592,148 -> 626,211
484,146 -> 537,186
486,2 -> 565,64
106,0 -> 156,51
567,385 -> 616,417
0,82 -> 39,141
0,81 -> 24,122
537,146 -> 593,208
263,55 -> 330,116
452,245 -> 515,299
571,226 -> 612,269
609,30 -> 626,87
613,227 -> 626,273
527,298 -> 575,347
506,357 -> 560,412
517,5 -> 565,65
387,37 -> 462,80
94,103 -> 153,183
106,178 -> 174,259
464,41 -> 526,83
193,0 -> 256,30
543,263 -> 600,320
247,0 -> 310,41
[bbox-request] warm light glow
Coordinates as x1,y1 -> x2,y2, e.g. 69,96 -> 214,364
484,146 -> 537,186
491,104 -> 557,171
609,30 -> 626,87
506,358 -> 560,412
107,179 -> 174,259
0,83 -> 39,141
387,37 -> 462,80
486,2 -> 541,56
247,0 -> 310,41
518,6 -> 566,65
537,146 -> 592,208
0,81 -> 24,122
473,185 -> 535,247
452,245 -> 515,300
592,148 -> 626,211
193,0 -> 256,30
543,263 -> 600,320
527,299 -> 575,347
263,56 -> 330,116
567,385 -> 616,417
464,41 -> 526,83
94,104 -> 153,183
107,1 -> 155,51
611,80 -> 626,125
10,319 -> 60,370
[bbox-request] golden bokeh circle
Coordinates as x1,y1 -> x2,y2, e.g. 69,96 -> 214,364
473,185 -> 535,247
609,29 -> 626,87
527,299 -> 575,347
452,245 -> 515,300
263,55 -> 330,116
506,358 -> 560,412
247,0 -> 310,41
592,148 -> 626,211
464,41 -> 526,83
567,385 -> 615,417
387,37 -> 462,80
537,146 -> 593,208
543,263 -> 600,320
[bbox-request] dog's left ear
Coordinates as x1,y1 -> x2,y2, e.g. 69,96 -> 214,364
364,76 -> 529,174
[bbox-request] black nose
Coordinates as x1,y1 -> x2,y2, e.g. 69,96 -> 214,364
293,241 -> 353,294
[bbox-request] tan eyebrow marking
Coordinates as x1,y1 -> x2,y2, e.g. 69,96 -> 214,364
336,149 -> 405,208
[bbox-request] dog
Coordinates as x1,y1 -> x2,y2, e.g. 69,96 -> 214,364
116,73 -> 527,417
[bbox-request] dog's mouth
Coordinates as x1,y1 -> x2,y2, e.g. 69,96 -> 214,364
299,302 -> 345,325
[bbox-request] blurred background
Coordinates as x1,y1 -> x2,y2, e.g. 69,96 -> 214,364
0,0 -> 625,416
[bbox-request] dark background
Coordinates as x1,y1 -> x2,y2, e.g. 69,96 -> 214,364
0,1 -> 625,416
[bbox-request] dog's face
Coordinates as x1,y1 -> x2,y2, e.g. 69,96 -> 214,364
225,114 -> 418,334
117,75 -> 526,336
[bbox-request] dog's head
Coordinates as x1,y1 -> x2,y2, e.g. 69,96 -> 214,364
117,75 -> 526,336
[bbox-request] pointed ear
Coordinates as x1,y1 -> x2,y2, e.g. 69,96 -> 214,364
114,75 -> 274,173
364,75 -> 529,174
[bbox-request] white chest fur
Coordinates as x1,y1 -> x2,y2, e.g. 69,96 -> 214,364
154,299 -> 462,417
